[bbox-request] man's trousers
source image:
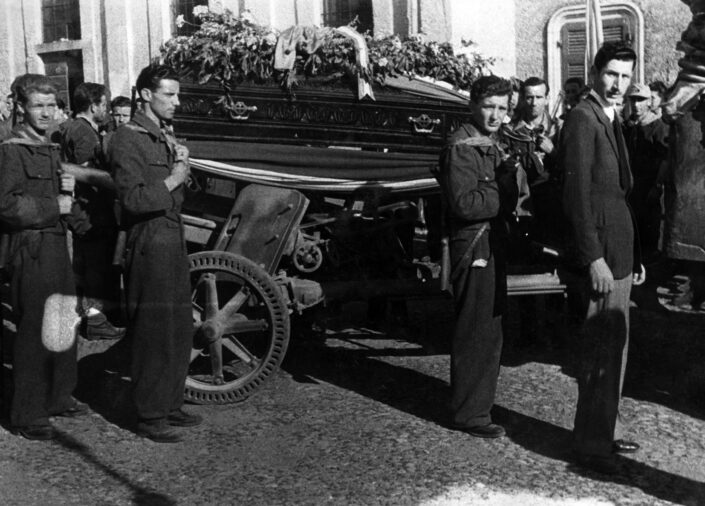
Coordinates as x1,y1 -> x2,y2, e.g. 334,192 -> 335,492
450,255 -> 503,427
573,275 -> 632,457
124,221 -> 193,422
10,233 -> 77,427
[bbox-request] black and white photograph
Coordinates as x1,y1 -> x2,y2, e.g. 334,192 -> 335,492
0,0 -> 704,504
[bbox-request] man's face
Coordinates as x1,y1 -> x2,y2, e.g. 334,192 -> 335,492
142,79 -> 180,122
523,84 -> 547,120
111,106 -> 131,126
650,90 -> 663,111
593,59 -> 634,103
507,90 -> 519,117
563,83 -> 581,107
470,94 -> 509,135
92,94 -> 109,123
18,92 -> 57,134
629,96 -> 650,121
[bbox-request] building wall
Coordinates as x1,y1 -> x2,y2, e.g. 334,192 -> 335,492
516,0 -> 690,85
449,0 -> 516,78
0,0 -> 692,101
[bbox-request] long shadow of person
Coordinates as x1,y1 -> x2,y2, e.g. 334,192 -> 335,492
52,427 -> 177,505
73,336 -> 136,429
283,328 -> 705,504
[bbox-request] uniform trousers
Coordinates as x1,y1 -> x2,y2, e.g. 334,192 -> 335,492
10,232 -> 77,427
573,275 -> 632,457
450,254 -> 503,427
74,230 -> 120,319
124,219 -> 193,421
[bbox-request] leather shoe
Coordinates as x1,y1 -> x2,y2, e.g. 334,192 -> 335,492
12,424 -> 57,441
54,401 -> 90,418
167,408 -> 203,427
453,423 -> 506,439
573,453 -> 618,475
136,419 -> 183,443
82,313 -> 126,341
613,439 -> 640,453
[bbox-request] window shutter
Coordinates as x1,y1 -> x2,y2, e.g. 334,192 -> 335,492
560,18 -> 629,85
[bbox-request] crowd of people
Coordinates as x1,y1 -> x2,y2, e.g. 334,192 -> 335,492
0,64 -> 198,443
437,41 -> 682,475
0,40 -> 695,470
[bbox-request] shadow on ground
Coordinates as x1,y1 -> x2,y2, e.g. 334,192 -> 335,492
283,330 -> 705,504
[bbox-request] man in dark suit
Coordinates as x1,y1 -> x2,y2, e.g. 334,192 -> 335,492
561,42 -> 646,474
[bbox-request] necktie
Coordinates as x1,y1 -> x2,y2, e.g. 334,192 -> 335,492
612,117 -> 631,191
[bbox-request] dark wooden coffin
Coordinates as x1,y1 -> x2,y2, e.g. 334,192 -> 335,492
174,81 -> 470,154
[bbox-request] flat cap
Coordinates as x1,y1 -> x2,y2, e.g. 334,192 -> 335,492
626,83 -> 651,99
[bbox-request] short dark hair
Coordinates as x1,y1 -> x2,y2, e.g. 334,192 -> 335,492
521,76 -> 549,95
593,41 -> 636,72
649,80 -> 667,95
470,75 -> 512,103
12,74 -> 57,105
509,76 -> 523,93
135,64 -> 180,95
73,82 -> 107,113
564,77 -> 585,89
110,95 -> 131,109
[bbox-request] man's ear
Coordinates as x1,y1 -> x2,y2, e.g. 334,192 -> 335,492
16,102 -> 25,116
139,88 -> 152,103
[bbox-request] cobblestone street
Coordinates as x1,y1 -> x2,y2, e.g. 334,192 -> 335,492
1,261 -> 705,505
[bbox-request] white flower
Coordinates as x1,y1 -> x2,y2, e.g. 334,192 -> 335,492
264,33 -> 277,46
240,10 -> 255,24
175,14 -> 185,28
193,5 -> 209,17
378,57 -> 389,67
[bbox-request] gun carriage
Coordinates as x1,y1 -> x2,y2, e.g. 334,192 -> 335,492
175,79 -> 565,404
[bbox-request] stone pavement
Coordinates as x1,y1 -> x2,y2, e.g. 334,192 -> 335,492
0,260 -> 704,505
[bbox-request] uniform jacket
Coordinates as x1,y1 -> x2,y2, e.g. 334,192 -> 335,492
0,124 -> 87,268
61,116 -> 117,234
560,92 -> 635,279
437,122 -> 516,274
108,111 -> 185,256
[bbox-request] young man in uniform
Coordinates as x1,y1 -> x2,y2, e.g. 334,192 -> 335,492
61,82 -> 125,341
561,42 -> 646,474
109,64 -> 201,443
437,75 -> 518,439
0,74 -> 88,440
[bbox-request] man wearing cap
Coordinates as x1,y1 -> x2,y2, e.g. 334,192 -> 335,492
624,83 -> 669,261
560,42 -> 646,474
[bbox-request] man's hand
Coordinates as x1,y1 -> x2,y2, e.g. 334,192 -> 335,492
59,172 -> 76,194
164,160 -> 190,192
174,144 -> 189,163
589,257 -> 615,294
633,264 -> 646,286
537,135 -> 554,154
57,195 -> 73,215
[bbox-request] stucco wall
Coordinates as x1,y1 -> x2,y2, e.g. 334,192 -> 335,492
515,0 -> 690,85
450,0 -> 516,78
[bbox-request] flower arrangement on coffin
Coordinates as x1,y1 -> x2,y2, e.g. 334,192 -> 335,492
162,6 -> 494,106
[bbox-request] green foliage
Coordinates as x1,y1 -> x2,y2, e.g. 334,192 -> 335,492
161,8 -> 494,98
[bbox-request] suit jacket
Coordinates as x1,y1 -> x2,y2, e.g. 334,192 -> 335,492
560,92 -> 635,279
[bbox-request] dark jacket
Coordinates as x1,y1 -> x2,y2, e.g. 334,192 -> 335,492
663,107 -> 705,261
560,92 -> 635,279
0,124 -> 88,268
61,116 -> 117,234
437,122 -> 517,274
108,111 -> 184,244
